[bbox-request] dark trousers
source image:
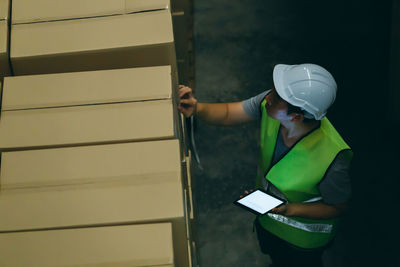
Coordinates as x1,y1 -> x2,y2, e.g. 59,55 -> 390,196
254,218 -> 324,267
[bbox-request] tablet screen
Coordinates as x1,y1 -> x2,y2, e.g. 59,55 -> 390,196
235,190 -> 284,215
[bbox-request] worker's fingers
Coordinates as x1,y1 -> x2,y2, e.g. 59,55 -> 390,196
271,205 -> 286,214
178,105 -> 195,118
179,88 -> 192,98
179,87 -> 193,98
239,189 -> 256,199
180,99 -> 195,106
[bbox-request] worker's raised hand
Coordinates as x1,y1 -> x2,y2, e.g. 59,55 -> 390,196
178,85 -> 198,118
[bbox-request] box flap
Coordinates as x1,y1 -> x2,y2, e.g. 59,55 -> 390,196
11,10 -> 174,58
0,100 -> 175,151
0,0 -> 9,20
0,170 -> 183,231
0,223 -> 174,266
1,139 -> 181,189
2,66 -> 173,110
12,0 -> 125,24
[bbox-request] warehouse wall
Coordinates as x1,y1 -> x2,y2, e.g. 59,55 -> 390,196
192,0 -> 396,266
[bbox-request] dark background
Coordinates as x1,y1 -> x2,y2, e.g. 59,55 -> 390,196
191,0 -> 400,266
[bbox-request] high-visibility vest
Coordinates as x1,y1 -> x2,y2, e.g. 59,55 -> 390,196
257,99 -> 353,249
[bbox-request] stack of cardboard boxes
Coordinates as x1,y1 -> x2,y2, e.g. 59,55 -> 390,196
0,1 -> 197,266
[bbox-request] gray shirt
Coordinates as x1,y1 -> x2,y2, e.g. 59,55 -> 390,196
242,90 -> 351,204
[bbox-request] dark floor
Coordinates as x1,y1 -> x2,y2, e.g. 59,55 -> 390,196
191,1 -> 399,267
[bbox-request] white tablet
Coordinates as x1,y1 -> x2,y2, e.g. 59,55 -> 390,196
234,189 -> 285,215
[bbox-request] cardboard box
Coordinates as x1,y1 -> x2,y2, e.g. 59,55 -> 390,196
1,66 -> 176,111
11,0 -> 170,23
0,139 -> 189,267
0,223 -> 175,267
11,8 -> 176,75
0,99 -> 176,151
0,0 -> 10,79
0,0 -> 8,20
0,66 -> 184,153
0,139 -> 181,190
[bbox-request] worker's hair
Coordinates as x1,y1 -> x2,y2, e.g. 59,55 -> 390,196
286,102 -> 317,123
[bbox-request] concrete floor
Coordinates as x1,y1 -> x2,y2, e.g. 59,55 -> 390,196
190,1 -> 399,267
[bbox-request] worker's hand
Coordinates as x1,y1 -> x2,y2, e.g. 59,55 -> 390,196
178,85 -> 198,118
270,203 -> 300,217
239,189 -> 254,198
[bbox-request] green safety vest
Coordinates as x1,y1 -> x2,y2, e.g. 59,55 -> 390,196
257,99 -> 353,249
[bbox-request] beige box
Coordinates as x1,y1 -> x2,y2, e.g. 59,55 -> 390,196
0,140 -> 189,266
0,223 -> 175,267
0,66 -> 184,152
11,6 -> 176,75
11,0 -> 170,23
0,99 -> 175,151
0,139 -> 181,190
0,0 -> 9,20
0,0 -> 10,79
1,66 -> 176,111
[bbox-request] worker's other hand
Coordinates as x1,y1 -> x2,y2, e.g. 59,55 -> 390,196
239,189 -> 254,198
270,203 -> 299,217
178,85 -> 197,118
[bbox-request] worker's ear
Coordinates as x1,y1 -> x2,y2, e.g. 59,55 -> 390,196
290,113 -> 304,122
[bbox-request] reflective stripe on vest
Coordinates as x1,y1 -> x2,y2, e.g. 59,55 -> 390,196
257,98 -> 353,249
267,213 -> 333,233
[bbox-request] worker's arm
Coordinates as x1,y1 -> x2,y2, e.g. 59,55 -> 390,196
178,85 -> 254,126
270,201 -> 349,219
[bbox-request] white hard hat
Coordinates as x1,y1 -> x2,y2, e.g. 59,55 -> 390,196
273,63 -> 337,120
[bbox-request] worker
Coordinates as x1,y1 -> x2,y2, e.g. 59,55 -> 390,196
178,63 -> 353,267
